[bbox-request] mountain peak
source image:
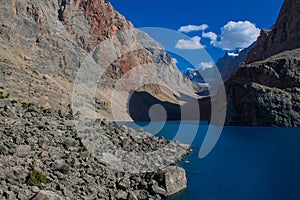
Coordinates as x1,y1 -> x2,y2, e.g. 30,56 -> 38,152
246,0 -> 300,63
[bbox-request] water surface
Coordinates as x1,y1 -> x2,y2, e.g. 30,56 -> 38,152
120,121 -> 300,200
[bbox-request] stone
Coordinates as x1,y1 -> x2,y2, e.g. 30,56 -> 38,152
134,190 -> 149,200
156,166 -> 187,196
99,153 -> 121,169
0,145 -> 8,155
151,185 -> 167,197
3,105 -> 15,117
63,138 -> 77,149
52,160 -> 66,171
62,187 -> 72,198
4,167 -> 27,184
0,99 -> 11,108
32,186 -> 40,193
115,190 -> 128,199
128,191 -> 138,200
117,178 -> 131,191
32,190 -> 64,200
16,145 -> 31,157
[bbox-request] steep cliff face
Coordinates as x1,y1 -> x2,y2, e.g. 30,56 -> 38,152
219,0 -> 300,126
0,0 -> 194,120
226,53 -> 300,127
225,0 -> 300,127
246,0 -> 300,63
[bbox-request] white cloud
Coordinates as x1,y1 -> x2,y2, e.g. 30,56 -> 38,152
178,24 -> 209,33
172,58 -> 178,64
199,61 -> 214,70
213,21 -> 260,50
175,36 -> 205,50
202,31 -> 217,43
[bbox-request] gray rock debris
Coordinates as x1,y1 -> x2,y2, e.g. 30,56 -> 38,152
0,103 -> 190,199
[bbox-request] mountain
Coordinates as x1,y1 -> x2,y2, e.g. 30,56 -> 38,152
246,0 -> 300,63
218,43 -> 256,81
184,69 -> 205,83
0,0 -> 193,199
0,0 -> 195,121
225,0 -> 300,127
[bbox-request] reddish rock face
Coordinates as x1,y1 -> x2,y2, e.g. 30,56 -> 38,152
246,0 -> 300,63
60,0 -> 133,50
0,0 -> 194,117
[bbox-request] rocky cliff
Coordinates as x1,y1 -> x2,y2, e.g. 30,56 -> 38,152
246,0 -> 300,63
0,0 -> 194,121
225,0 -> 300,127
226,51 -> 300,127
0,0 -> 193,199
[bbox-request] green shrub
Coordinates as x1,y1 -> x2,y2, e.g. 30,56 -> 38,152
78,147 -> 88,153
26,170 -> 47,186
10,100 -> 18,105
0,91 -> 8,99
67,104 -> 73,115
63,153 -> 71,159
21,102 -> 35,109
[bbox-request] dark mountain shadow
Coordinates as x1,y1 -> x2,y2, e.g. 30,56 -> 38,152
128,91 -> 211,122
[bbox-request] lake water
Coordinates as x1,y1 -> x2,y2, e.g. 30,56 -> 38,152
120,121 -> 300,200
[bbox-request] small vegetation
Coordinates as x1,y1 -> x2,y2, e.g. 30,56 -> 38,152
63,139 -> 72,149
67,104 -> 73,115
33,70 -> 39,75
10,100 -> 18,105
43,75 -> 47,79
26,170 -> 47,186
63,153 -> 71,159
78,147 -> 88,153
60,164 -> 70,174
21,102 -> 35,109
0,91 -> 9,99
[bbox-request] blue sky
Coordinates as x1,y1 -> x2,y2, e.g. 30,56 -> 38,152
109,0 -> 284,71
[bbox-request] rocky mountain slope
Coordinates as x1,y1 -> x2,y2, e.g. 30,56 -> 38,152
225,0 -> 300,127
0,0 -> 195,199
0,0 -> 195,121
0,101 -> 189,199
246,0 -> 300,63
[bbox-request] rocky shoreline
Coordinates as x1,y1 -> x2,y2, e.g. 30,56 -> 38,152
0,100 -> 190,200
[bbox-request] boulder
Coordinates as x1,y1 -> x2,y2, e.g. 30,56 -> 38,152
32,190 -> 63,200
156,166 -> 187,196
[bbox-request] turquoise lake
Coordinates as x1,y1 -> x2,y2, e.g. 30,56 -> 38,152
120,121 -> 300,200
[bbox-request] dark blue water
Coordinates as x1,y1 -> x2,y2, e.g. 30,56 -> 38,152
119,121 -> 300,200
